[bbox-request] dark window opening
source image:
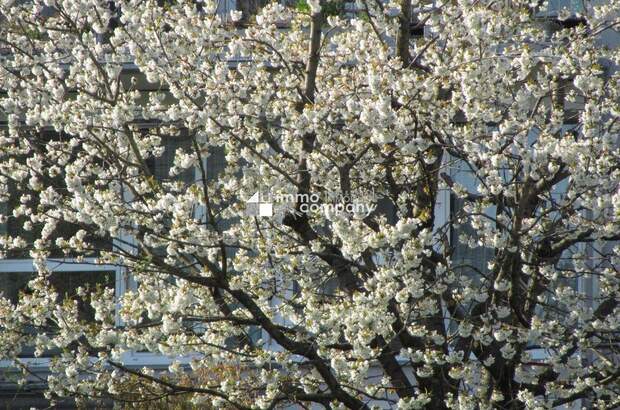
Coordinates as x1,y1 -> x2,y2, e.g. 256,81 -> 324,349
0,270 -> 115,357
449,193 -> 493,280
0,130 -> 112,258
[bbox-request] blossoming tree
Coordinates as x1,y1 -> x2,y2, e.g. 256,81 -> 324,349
0,0 -> 619,408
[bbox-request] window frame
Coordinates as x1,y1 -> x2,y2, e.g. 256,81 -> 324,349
0,257 -> 124,366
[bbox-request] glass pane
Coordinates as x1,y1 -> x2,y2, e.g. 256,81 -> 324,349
374,197 -> 397,225
0,131 -> 111,258
147,134 -> 195,184
206,146 -> 234,232
49,270 -> 116,321
547,0 -> 585,14
0,270 -> 115,357
0,271 -> 30,304
1,179 -> 38,256
450,194 -> 494,280
143,132 -> 196,257
206,146 -> 226,181
0,270 -> 115,317
448,156 -> 494,280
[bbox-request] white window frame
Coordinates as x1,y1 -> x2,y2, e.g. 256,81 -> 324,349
0,257 -> 123,369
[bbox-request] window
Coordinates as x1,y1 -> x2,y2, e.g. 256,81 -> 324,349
0,175 -> 88,259
121,132 -> 265,362
0,263 -> 117,357
145,131 -> 196,185
94,2 -> 122,45
0,129 -> 122,360
0,130 -> 111,258
446,156 -> 494,280
536,0 -> 587,30
450,194 -> 494,280
545,0 -> 586,16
